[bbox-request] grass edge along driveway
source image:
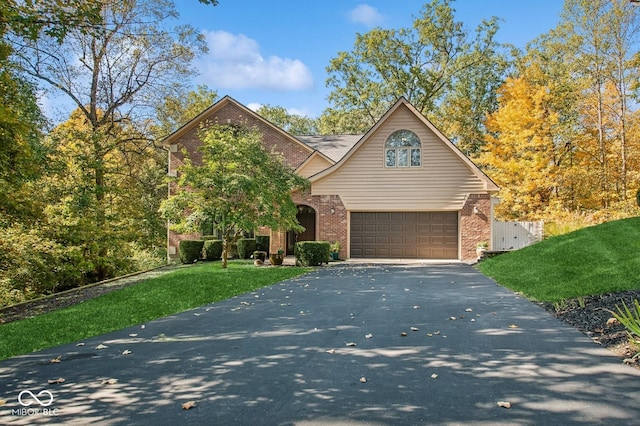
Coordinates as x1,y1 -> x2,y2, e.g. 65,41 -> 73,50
0,261 -> 311,360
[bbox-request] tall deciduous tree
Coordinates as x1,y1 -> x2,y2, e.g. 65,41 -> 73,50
8,0 -> 211,279
161,125 -> 309,268
477,75 -> 570,220
153,84 -> 218,139
324,0 -> 507,150
256,105 -> 318,136
561,0 -> 640,208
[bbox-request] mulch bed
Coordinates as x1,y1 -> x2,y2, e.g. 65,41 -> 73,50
538,288 -> 640,363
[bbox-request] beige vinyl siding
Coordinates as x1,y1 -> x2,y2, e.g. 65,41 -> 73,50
311,106 -> 486,211
296,154 -> 333,178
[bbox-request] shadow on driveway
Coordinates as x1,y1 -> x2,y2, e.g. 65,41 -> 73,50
1,264 -> 639,425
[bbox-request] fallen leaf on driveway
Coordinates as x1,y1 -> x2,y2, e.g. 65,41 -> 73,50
50,356 -> 61,363
182,401 -> 197,410
400,332 -> 407,336
465,308 -> 473,312
410,327 -> 419,331
326,349 -> 336,354
365,333 -> 373,339
507,324 -> 519,329
359,377 -> 367,383
122,350 -> 132,355
129,334 -> 138,337
76,342 -> 85,347
449,317 -> 457,321
430,374 -> 438,379
413,305 -> 421,309
346,342 -> 357,347
48,378 -> 65,384
0,399 -> 5,406
497,401 -> 511,409
433,330 -> 441,335
95,344 -> 108,350
101,378 -> 118,385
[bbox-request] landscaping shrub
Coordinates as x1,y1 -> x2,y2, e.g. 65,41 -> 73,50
202,235 -> 217,241
256,235 -> 270,253
295,241 -> 330,266
237,238 -> 257,259
203,240 -> 223,261
179,240 -> 204,264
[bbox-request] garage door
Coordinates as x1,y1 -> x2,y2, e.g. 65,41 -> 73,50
350,212 -> 458,259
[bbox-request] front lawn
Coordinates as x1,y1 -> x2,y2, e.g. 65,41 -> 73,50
0,261 -> 311,360
478,216 -> 640,302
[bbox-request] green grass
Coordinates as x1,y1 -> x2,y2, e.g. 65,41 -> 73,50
0,261 -> 310,360
478,216 -> 640,302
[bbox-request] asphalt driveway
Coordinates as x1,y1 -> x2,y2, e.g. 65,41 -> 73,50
1,264 -> 640,425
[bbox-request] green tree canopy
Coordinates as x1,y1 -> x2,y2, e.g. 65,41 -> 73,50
324,0 -> 508,151
161,125 -> 309,268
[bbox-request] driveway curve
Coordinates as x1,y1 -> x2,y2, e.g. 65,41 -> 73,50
1,264 -> 640,425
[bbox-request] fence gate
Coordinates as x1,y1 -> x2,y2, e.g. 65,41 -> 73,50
492,221 -> 543,251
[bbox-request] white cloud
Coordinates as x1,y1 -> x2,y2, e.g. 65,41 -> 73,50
197,30 -> 314,91
349,4 -> 384,27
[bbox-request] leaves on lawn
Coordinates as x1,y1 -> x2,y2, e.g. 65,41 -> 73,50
50,356 -> 61,363
48,378 -> 65,384
497,401 -> 512,409
182,401 -> 197,410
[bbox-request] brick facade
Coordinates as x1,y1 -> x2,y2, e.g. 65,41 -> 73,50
460,193 -> 492,262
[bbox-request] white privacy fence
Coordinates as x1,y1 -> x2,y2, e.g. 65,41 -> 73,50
492,221 -> 544,251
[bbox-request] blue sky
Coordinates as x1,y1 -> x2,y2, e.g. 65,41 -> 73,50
178,0 -> 565,118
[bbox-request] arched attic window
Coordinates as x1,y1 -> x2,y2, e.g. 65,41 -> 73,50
384,130 -> 421,168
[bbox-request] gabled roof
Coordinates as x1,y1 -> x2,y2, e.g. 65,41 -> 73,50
295,135 -> 362,162
162,96 -> 316,159
309,98 -> 499,192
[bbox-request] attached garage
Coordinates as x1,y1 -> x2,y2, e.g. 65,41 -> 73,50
350,212 -> 458,259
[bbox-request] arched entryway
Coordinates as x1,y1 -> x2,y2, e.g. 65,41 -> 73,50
286,205 -> 316,255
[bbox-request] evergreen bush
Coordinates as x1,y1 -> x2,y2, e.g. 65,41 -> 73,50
203,240 -> 223,261
179,240 -> 204,264
295,241 -> 330,266
237,238 -> 257,259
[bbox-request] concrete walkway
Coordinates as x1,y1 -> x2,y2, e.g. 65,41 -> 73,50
1,263 -> 639,425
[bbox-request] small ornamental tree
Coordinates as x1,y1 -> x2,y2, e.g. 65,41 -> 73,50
161,124 -> 309,268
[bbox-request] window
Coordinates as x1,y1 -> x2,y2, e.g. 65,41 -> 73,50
385,130 -> 421,168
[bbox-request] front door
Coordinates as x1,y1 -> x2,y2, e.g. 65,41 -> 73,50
286,205 -> 316,255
